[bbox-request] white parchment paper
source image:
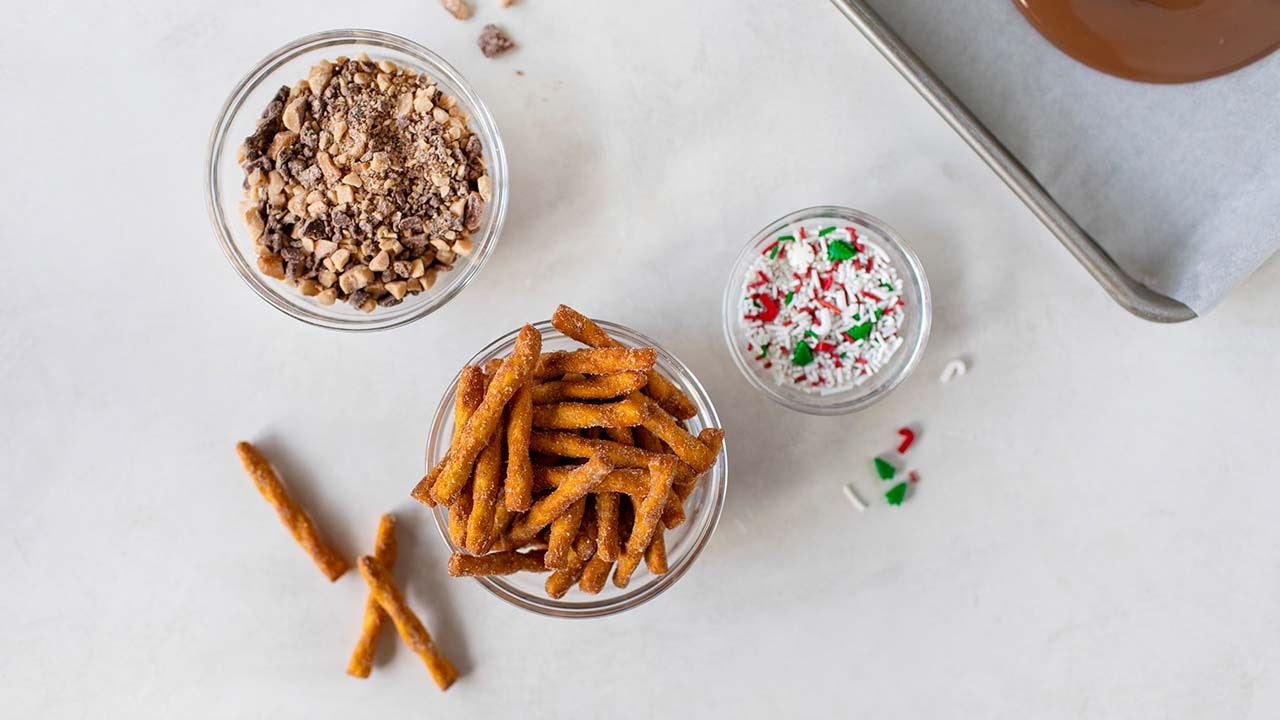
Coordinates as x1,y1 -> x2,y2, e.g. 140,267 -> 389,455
863,0 -> 1280,314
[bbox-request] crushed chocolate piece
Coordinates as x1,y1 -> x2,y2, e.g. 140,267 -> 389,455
237,56 -> 491,313
477,24 -> 516,58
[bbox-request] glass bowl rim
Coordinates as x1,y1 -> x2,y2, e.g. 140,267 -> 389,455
424,319 -> 728,618
204,28 -> 509,332
721,205 -> 931,415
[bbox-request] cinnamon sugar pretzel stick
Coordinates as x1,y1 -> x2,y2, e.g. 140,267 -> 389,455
635,394 -> 717,472
504,380 -> 534,512
430,325 -> 542,505
358,556 -> 457,691
535,347 -> 657,377
235,441 -> 349,581
532,371 -> 649,404
578,554 -> 613,594
347,514 -> 397,678
464,421 -> 503,555
528,431 -> 697,480
413,366 -> 486,506
545,496 -> 587,570
508,456 -> 613,545
447,549 -> 548,576
645,526 -> 668,576
550,304 -> 697,419
595,491 -> 621,562
613,455 -> 677,588
531,396 -> 648,430
545,530 -> 596,599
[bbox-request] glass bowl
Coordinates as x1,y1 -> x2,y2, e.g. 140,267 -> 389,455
425,320 -> 727,618
722,206 -> 931,415
205,29 -> 508,331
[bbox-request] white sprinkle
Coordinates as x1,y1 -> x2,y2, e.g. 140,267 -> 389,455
940,358 -> 967,383
843,483 -> 868,511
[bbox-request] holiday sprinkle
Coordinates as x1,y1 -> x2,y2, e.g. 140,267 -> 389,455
740,220 -> 905,393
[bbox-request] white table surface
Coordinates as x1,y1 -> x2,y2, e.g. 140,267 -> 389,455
4,1 -> 1279,717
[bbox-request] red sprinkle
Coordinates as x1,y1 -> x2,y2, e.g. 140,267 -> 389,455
747,278 -> 768,289
839,283 -> 850,305
866,257 -> 875,272
896,427 -> 916,454
762,241 -> 779,257
855,358 -> 869,365
861,291 -> 883,302
883,305 -> 895,315
908,471 -> 920,484
798,226 -> 807,239
795,374 -> 807,382
744,293 -> 780,322
816,297 -> 842,314
763,362 -> 772,369
852,260 -> 866,272
756,270 -> 769,284
820,274 -> 834,291
814,342 -> 837,354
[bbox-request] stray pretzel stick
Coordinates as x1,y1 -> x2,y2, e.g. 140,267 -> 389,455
347,514 -> 397,678
578,554 -> 613,594
614,455 -> 677,588
545,496 -> 586,569
235,441 -> 349,581
447,549 -> 548,577
529,431 -> 698,480
413,366 -> 486,506
595,492 -> 621,562
550,304 -> 698,419
431,325 -> 542,505
535,347 -> 657,378
531,396 -> 648,430
646,526 -> 668,575
545,530 -> 596,599
358,556 -> 458,691
635,394 -> 717,472
505,380 -> 533,512
532,371 -> 649,404
509,456 -> 613,545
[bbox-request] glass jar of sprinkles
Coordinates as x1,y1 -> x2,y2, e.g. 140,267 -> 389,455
722,206 -> 930,415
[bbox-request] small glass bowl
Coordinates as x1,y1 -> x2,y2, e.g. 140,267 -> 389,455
205,29 -> 508,331
722,206 -> 931,415
425,320 -> 727,618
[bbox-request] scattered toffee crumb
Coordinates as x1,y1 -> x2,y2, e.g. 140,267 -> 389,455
478,24 -> 516,58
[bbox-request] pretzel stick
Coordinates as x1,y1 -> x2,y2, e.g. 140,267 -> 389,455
430,324 -> 542,505
645,526 -> 668,576
358,556 -> 457,691
413,366 -> 486,506
529,431 -> 697,481
673,428 -> 726,507
504,380 -> 533,512
447,549 -> 548,576
578,554 -> 613,594
532,466 -> 647,497
531,396 -> 648,430
535,347 -> 657,377
545,530 -> 596,599
347,514 -> 397,678
509,456 -> 613,545
635,394 -> 717,472
544,496 -> 587,569
532,371 -> 649,404
465,418 -> 504,555
235,441 -> 349,581
551,304 -> 697,419
595,491 -> 621,562
614,455 -> 677,588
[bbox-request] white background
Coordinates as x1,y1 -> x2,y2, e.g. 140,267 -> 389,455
3,1 -> 1279,717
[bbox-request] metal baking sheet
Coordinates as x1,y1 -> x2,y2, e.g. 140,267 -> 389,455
829,0 -> 1199,322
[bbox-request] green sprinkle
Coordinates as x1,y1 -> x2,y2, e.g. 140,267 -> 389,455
777,235 -> 796,242
881,282 -> 894,291
875,309 -> 884,321
827,240 -> 858,261
845,322 -> 874,342
757,343 -> 769,360
803,329 -> 818,339
818,226 -> 837,236
839,352 -> 847,359
769,244 -> 781,259
875,458 -> 897,480
885,482 -> 908,506
784,291 -> 794,306
792,342 -> 814,366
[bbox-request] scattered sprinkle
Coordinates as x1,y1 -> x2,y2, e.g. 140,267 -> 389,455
875,457 -> 897,480
896,427 -> 916,454
885,482 -> 908,506
843,483 -> 868,511
940,358 -> 968,384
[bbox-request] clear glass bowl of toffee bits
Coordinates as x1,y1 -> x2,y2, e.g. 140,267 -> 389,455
425,320 -> 728,618
206,29 -> 508,331
722,206 -> 931,415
